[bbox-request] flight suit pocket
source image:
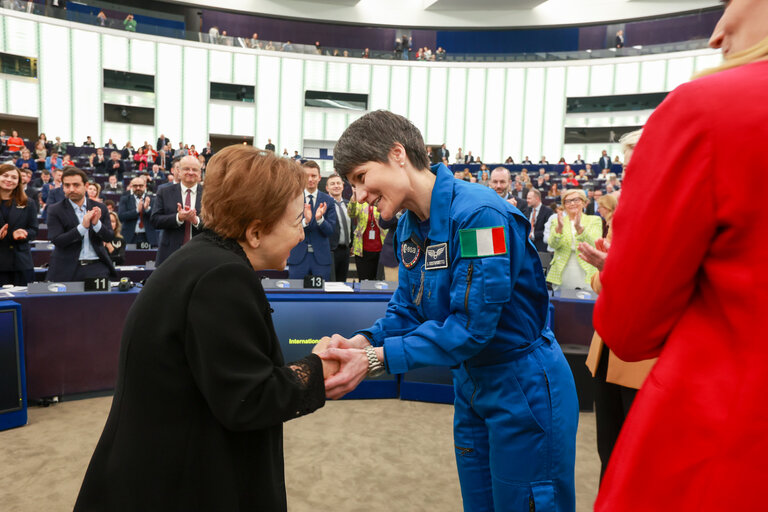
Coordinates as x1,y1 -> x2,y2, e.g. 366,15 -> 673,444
530,480 -> 556,511
481,256 -> 510,304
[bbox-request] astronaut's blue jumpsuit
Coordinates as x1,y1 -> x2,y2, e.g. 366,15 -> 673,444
358,163 -> 578,511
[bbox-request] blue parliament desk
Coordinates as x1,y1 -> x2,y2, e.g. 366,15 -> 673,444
14,282 -> 597,405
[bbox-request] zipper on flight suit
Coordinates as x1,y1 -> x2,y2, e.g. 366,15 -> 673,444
464,262 -> 474,329
413,265 -> 426,306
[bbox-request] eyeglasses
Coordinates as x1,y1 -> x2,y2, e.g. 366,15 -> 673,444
563,198 -> 583,205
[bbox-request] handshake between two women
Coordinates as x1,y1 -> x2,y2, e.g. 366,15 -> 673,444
310,334 -> 384,400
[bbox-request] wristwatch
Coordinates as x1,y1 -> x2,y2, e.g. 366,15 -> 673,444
364,345 -> 385,377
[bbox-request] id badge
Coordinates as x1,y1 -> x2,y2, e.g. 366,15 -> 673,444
368,230 -> 376,240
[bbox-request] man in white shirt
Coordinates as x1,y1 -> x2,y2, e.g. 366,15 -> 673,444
150,155 -> 203,265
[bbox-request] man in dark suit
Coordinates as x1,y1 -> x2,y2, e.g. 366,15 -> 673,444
108,151 -> 126,180
585,189 -> 602,216
573,154 -> 585,165
119,177 -> 158,247
288,160 -> 336,281
464,151 -> 475,164
19,169 -> 39,211
325,173 -> 351,282
265,139 -> 276,152
150,155 -> 203,265
525,189 -> 553,252
598,150 -> 611,170
511,181 -> 527,208
439,143 -> 450,162
156,134 -> 169,152
146,164 -> 167,192
47,167 -> 116,281
490,167 -> 517,207
91,148 -> 109,173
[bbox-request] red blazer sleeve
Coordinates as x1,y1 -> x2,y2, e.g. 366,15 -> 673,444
594,83 -> 717,362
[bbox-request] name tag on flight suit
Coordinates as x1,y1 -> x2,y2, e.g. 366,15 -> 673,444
425,243 -> 449,270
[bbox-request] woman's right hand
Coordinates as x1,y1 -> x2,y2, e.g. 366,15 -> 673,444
555,212 -> 564,234
0,224 -> 8,240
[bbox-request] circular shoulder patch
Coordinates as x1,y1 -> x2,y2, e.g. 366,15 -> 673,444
112,239 -> 122,248
401,239 -> 421,269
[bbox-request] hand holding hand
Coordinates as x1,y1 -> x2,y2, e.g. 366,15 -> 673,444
578,241 -> 607,270
312,336 -> 333,355
321,348 -> 369,399
315,202 -> 327,221
328,333 -> 371,350
0,224 -> 8,240
12,229 -> 27,240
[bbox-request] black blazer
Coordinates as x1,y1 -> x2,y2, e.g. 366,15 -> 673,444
150,183 -> 203,265
74,231 -> 325,512
0,199 -> 39,272
585,199 -> 598,216
47,198 -> 116,281
528,204 -> 553,252
599,156 -> 612,169
118,193 -> 159,245
92,155 -> 109,173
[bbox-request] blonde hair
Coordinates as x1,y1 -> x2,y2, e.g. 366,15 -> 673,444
694,34 -> 768,79
561,188 -> 587,205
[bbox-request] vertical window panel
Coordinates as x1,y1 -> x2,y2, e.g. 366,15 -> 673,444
5,17 -> 37,57
279,58 -> 304,156
302,110 -> 324,140
504,68 -> 525,161
182,47 -> 208,147
349,64 -> 371,93
639,60 -> 667,92
445,67 -> 467,157
425,67 -> 447,145
522,67 -> 545,162
566,66 -> 589,97
209,50 -> 233,83
666,57 -> 694,90
129,39 -> 156,75
131,125 -> 155,148
7,81 -> 38,118
39,24 -> 71,141
232,105 -> 255,137
208,103 -> 232,135
589,64 -> 614,96
482,68 -> 505,163
255,56 -> 280,149
233,53 -> 256,86
102,34 -> 129,72
370,65 -> 390,111
694,53 -> 722,75
155,43 -> 182,145
388,66 -> 409,117
71,29 -> 101,145
464,68 -> 486,159
326,62 -> 349,92
303,60 -> 326,91
542,67 -> 566,163
614,62 -> 640,95
324,112 -> 349,142
103,123 -> 129,148
408,66 -> 428,138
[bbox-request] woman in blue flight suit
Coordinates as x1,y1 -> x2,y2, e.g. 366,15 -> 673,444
324,110 -> 578,512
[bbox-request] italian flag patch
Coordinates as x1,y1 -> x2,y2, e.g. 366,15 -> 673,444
459,227 -> 507,258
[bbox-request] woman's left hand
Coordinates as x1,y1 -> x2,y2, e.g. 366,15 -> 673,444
12,229 -> 27,240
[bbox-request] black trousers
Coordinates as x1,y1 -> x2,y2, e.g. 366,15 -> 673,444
73,260 -> 112,280
593,345 -> 637,482
332,244 -> 350,282
355,250 -> 380,281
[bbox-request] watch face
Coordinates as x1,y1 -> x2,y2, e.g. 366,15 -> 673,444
368,365 -> 385,378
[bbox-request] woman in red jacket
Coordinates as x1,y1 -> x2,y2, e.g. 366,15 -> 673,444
593,1 -> 768,510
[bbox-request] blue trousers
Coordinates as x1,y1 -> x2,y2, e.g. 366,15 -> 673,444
288,253 -> 331,281
452,339 -> 578,511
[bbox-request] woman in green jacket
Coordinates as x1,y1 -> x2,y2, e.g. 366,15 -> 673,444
546,188 -> 601,289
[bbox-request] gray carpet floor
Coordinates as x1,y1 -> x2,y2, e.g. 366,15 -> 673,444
0,397 -> 600,511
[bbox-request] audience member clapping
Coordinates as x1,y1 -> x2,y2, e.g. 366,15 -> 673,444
0,164 -> 38,286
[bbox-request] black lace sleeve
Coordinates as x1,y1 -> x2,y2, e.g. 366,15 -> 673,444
286,353 -> 326,419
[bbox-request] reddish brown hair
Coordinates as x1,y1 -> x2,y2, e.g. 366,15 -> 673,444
0,164 -> 28,207
201,145 -> 306,239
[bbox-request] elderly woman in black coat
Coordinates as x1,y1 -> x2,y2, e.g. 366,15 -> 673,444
75,146 -> 338,511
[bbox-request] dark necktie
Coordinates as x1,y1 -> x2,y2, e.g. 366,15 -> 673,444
307,194 -> 314,211
138,196 -> 144,229
183,189 -> 192,244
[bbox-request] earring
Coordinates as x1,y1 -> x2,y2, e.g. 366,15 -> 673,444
400,161 -> 405,167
